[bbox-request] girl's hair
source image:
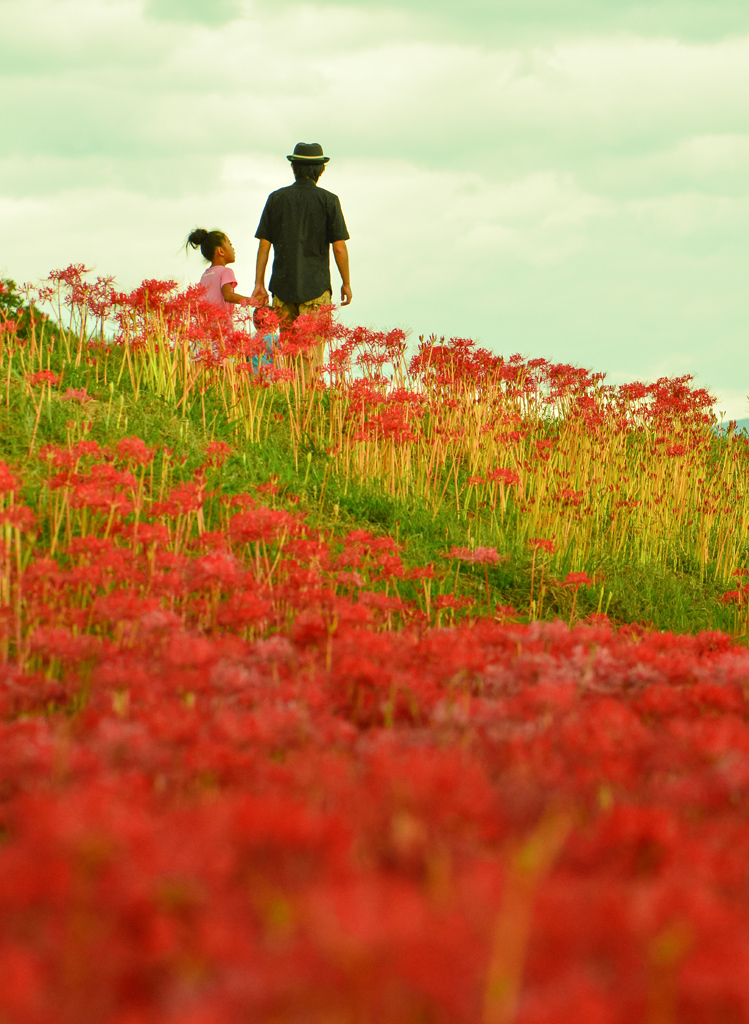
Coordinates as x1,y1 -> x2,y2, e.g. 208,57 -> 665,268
186,228 -> 227,262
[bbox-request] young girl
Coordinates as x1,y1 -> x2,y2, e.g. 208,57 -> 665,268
186,228 -> 251,316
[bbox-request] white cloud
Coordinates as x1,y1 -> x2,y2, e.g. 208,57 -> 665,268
144,0 -> 241,25
2,0 -> 749,415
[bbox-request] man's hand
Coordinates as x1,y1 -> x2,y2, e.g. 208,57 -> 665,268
251,284 -> 269,306
253,239 -> 271,308
332,240 -> 351,308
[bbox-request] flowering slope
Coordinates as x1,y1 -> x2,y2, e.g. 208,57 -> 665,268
2,271 -> 749,1022
1,440 -> 749,1021
3,268 -> 748,633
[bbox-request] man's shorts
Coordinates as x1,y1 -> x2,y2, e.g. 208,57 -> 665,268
272,291 -> 332,325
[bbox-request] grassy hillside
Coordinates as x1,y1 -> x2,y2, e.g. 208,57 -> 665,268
1,269 -> 747,640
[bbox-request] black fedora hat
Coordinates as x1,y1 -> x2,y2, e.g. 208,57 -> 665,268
286,142 -> 330,163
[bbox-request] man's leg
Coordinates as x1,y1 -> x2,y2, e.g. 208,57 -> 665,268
272,296 -> 298,375
298,291 -> 332,381
272,296 -> 299,329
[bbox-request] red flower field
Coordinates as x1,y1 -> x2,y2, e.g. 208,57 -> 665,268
2,270 -> 749,1022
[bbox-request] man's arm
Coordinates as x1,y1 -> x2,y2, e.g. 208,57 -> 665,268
332,240 -> 352,306
251,238 -> 271,306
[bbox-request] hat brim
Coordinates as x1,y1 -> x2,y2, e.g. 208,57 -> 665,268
287,154 -> 330,163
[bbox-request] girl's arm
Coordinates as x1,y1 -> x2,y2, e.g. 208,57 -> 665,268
221,283 -> 251,306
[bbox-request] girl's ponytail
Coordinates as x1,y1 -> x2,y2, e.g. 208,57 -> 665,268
186,228 -> 227,262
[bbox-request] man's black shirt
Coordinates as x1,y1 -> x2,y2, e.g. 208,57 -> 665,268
255,178 -> 350,305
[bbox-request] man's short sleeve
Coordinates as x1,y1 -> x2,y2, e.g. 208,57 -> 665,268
327,196 -> 349,244
255,198 -> 273,242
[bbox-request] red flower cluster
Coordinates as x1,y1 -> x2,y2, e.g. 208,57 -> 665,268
445,546 -> 504,565
26,369 -> 60,387
0,442 -> 749,1021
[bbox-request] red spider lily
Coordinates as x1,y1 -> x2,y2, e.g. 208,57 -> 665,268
85,274 -> 116,319
557,487 -> 585,507
59,387 -> 92,403
151,481 -> 204,518
228,506 -> 301,546
205,441 -> 233,467
72,438 -> 103,459
343,529 -> 401,554
527,538 -> 556,554
187,551 -> 244,590
406,565 -> 436,581
0,461 -> 20,493
28,625 -> 101,663
551,571 -> 599,624
215,590 -> 273,630
559,571 -> 596,588
0,505 -> 36,531
67,465 -> 137,511
48,262 -> 91,288
116,436 -> 156,465
434,594 -> 474,610
26,369 -> 59,387
444,546 -> 503,565
256,475 -> 280,496
486,467 -> 521,486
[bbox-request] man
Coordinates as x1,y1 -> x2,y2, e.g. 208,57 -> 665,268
251,142 -> 351,382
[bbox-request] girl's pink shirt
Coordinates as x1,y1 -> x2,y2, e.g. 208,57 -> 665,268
199,266 -> 237,314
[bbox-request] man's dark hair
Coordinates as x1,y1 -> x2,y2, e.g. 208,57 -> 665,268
292,162 -> 324,183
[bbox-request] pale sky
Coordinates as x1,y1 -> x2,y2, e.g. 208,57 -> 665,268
2,0 -> 748,416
